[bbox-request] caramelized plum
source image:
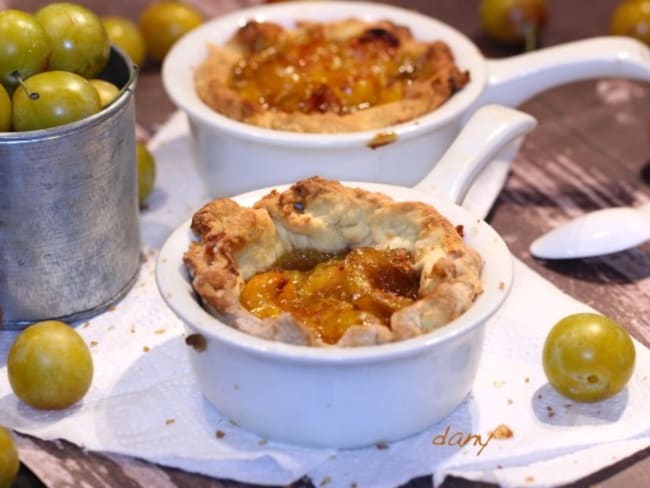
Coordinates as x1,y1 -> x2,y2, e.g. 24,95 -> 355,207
240,247 -> 420,344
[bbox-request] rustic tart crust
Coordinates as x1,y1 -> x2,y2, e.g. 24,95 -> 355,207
183,177 -> 484,347
194,18 -> 470,133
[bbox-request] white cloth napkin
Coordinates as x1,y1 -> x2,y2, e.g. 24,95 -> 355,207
1,112 -> 649,488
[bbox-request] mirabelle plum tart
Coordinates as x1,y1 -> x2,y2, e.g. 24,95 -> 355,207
183,177 -> 484,347
194,18 -> 470,133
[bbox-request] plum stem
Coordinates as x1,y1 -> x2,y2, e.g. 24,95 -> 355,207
12,71 -> 39,100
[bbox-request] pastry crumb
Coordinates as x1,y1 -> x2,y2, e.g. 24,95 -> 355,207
154,328 -> 166,334
375,441 -> 389,450
165,418 -> 175,425
143,346 -> 150,352
525,476 -> 535,483
258,439 -> 268,446
491,424 -> 513,439
216,430 -> 225,439
185,333 -> 207,352
367,131 -> 398,149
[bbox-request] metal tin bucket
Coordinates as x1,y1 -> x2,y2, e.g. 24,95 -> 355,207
0,47 -> 140,329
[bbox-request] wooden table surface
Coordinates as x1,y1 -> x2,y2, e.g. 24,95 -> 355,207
4,0 -> 650,487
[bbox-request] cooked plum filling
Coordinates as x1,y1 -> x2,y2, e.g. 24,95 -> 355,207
240,247 -> 420,344
195,19 -> 470,132
229,22 -> 443,115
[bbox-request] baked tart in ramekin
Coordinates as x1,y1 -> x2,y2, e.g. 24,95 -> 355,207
194,18 -> 470,133
183,177 -> 483,347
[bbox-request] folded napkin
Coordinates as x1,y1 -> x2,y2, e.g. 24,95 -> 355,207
1,112 -> 649,488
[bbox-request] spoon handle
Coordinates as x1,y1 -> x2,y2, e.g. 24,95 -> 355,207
640,201 -> 650,214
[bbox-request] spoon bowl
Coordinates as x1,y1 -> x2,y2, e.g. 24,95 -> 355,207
530,202 -> 650,259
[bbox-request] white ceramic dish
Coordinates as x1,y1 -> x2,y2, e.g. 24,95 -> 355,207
162,1 -> 650,199
156,106 -> 536,448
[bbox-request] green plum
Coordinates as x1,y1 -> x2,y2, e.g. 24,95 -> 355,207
139,1 -> 203,63
89,78 -> 120,107
0,9 -> 50,92
136,142 -> 156,205
543,313 -> 636,402
12,70 -> 101,131
0,427 -> 19,488
8,320 -> 93,410
35,2 -> 110,78
101,16 -> 146,66
610,0 -> 650,46
479,0 -> 548,49
0,84 -> 11,131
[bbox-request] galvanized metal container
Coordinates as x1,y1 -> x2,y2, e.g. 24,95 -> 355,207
0,48 -> 140,328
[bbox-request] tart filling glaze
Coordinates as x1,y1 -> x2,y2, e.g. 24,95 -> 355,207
183,177 -> 484,347
194,18 -> 470,132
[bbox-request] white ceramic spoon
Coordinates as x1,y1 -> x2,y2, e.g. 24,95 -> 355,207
530,201 -> 650,259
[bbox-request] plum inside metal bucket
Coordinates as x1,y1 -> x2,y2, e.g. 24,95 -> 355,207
0,47 -> 140,328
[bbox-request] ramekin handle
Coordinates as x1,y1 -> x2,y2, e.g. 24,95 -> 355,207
414,105 -> 537,205
478,36 -> 650,108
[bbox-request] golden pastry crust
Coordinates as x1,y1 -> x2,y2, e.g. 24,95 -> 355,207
183,177 -> 484,347
194,18 -> 470,133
